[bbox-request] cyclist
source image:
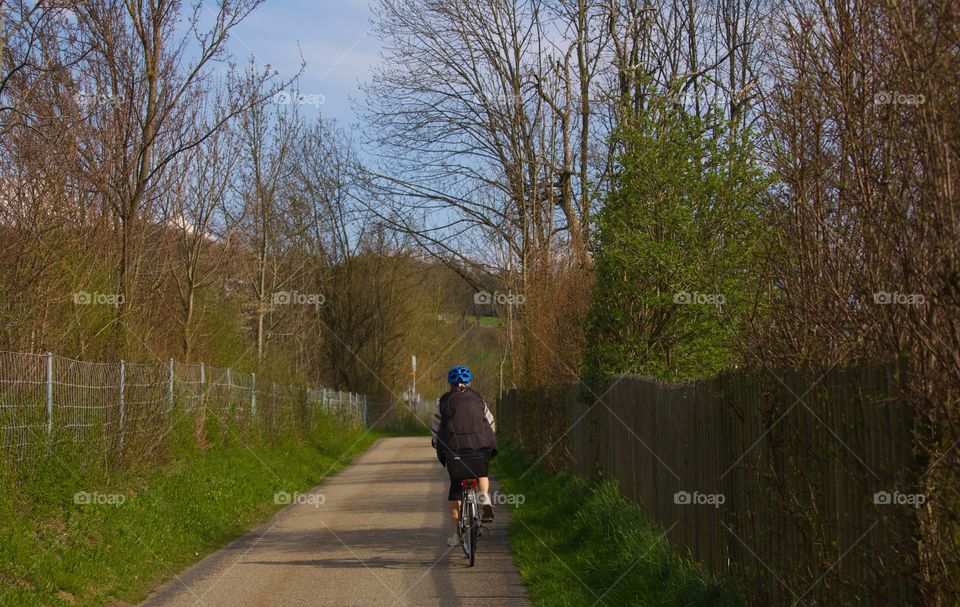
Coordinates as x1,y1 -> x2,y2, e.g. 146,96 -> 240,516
432,365 -> 497,547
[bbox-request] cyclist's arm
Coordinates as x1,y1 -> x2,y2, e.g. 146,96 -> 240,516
431,399 -> 442,449
481,399 -> 498,458
482,401 -> 496,433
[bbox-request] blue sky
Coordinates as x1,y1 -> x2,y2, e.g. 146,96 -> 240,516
222,0 -> 381,130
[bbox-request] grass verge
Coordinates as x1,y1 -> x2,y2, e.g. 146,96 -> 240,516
491,444 -> 745,606
0,414 -> 379,606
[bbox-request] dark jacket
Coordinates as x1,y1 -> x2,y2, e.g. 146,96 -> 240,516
431,387 -> 497,452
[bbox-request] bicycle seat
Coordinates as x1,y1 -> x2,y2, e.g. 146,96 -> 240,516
460,479 -> 479,489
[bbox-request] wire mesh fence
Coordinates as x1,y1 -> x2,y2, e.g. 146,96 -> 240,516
0,350 -> 47,460
406,393 -> 433,423
0,350 -> 368,464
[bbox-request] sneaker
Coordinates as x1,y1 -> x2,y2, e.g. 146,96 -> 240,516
478,492 -> 495,522
447,533 -> 461,547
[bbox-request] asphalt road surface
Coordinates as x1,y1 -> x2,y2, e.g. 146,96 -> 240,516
141,436 -> 531,607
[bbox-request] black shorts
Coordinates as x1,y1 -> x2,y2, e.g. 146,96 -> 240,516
445,448 -> 491,501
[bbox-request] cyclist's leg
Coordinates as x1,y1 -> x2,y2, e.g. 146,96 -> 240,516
475,449 -> 492,496
478,479 -> 494,521
446,477 -> 462,545
476,450 -> 495,521
446,479 -> 460,529
448,499 -> 460,533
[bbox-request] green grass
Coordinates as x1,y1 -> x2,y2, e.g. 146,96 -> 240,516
491,445 -> 745,607
386,408 -> 433,436
463,314 -> 503,327
0,415 -> 380,606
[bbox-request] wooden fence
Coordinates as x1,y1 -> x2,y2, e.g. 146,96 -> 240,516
498,362 -> 920,605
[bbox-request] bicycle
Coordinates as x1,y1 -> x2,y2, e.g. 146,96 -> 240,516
456,477 -> 488,566
447,450 -> 490,566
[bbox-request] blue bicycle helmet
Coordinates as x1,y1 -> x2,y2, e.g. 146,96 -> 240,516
447,365 -> 472,384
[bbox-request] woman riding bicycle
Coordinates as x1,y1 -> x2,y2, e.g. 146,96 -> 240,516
431,365 -> 497,547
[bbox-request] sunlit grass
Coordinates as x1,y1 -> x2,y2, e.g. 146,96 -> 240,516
0,415 -> 379,606
492,445 -> 745,606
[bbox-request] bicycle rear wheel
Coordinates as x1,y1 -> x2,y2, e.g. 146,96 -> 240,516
458,490 -> 478,566
467,501 -> 478,567
459,497 -> 472,560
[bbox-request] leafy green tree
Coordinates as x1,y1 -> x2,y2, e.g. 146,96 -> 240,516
582,100 -> 769,386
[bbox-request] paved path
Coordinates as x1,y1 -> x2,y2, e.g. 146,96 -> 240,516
141,437 -> 530,607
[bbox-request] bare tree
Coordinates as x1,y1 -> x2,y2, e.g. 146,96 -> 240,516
757,0 -> 960,601
161,112 -> 240,361
0,1 -> 89,136
363,0 -> 616,385
0,1 -> 101,353
68,0 -> 278,354
234,82 -> 305,364
363,0 -> 567,277
602,0 -> 776,129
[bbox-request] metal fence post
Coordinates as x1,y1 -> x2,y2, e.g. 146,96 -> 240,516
45,352 -> 53,439
118,359 -> 125,451
198,362 -> 207,426
168,358 -> 175,413
363,395 -> 368,427
251,373 -> 257,416
271,381 -> 277,429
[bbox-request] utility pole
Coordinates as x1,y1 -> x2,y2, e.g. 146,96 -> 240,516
411,354 -> 417,401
